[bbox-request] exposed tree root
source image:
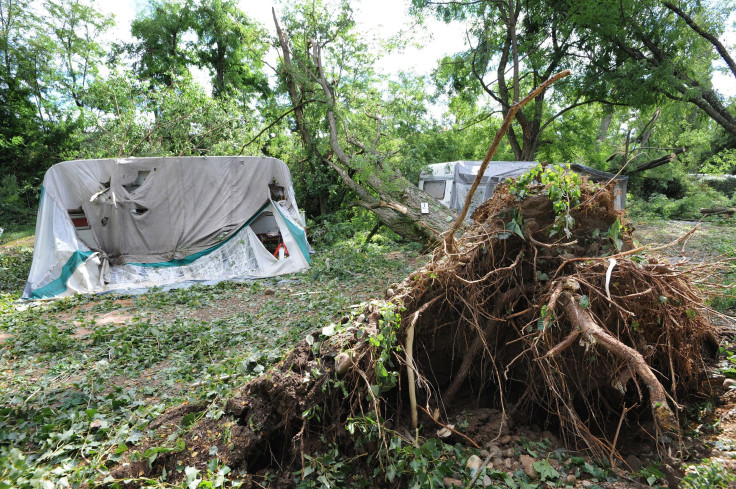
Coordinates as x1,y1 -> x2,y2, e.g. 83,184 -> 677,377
106,179 -> 723,487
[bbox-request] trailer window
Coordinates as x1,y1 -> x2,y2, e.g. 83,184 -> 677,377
423,180 -> 446,200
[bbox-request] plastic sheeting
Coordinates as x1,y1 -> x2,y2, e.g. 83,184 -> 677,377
23,157 -> 311,299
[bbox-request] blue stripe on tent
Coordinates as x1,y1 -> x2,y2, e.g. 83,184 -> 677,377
130,201 -> 272,268
273,203 -> 311,265
29,250 -> 94,299
27,200 -> 310,298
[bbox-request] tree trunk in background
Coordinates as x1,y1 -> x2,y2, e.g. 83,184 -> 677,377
273,11 -> 458,245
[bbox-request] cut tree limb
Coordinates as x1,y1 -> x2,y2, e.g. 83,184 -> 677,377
700,206 -> 735,216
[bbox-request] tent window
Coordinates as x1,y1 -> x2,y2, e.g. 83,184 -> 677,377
123,171 -> 151,192
68,208 -> 90,229
424,180 -> 446,200
269,183 -> 285,201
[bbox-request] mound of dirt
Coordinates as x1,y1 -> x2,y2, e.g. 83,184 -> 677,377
108,179 -> 722,488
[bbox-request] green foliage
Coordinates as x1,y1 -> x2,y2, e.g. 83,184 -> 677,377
78,73 -> 259,158
629,180 -> 734,221
701,149 -> 736,175
680,459 -> 736,489
509,164 -> 584,238
0,235 -> 420,486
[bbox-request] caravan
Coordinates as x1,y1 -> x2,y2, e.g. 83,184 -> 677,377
24,156 -> 311,299
418,161 -> 628,214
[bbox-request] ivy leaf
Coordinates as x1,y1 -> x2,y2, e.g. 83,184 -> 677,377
579,295 -> 590,309
533,459 -> 560,481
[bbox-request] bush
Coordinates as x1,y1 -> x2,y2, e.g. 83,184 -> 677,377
628,179 -> 732,220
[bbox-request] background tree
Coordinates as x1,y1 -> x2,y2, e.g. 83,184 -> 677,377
272,0 -> 458,243
192,0 -> 269,100
0,0 -> 109,190
566,0 -> 736,137
413,0 -> 605,161
122,0 -> 195,88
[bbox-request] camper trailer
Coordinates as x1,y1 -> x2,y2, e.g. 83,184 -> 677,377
24,156 -> 311,299
418,161 -> 628,214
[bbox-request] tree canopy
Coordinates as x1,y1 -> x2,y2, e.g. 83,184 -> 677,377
1,0 -> 735,232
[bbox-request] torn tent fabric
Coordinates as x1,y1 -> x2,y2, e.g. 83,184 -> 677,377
23,156 -> 311,299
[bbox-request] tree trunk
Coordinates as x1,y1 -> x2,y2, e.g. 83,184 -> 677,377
272,10 -> 459,245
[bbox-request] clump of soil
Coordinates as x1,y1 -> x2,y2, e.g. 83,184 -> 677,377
108,180 -> 722,487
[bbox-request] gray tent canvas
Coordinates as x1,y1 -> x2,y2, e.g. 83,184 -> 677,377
24,156 -> 311,299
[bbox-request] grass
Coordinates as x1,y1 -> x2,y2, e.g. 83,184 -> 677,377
0,235 -> 423,488
1,209 -> 735,488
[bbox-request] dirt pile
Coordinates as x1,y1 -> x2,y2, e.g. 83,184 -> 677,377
108,177 -> 721,487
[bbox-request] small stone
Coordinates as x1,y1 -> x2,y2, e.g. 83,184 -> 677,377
466,455 -> 483,471
582,481 -> 592,487
385,287 -> 395,298
264,287 -> 275,295
479,449 -> 490,458
485,461 -> 494,469
724,378 -> 736,389
356,314 -> 366,323
492,457 -> 504,468
334,352 -> 355,377
483,474 -> 492,487
503,458 -> 512,469
502,448 -> 515,458
519,454 -> 539,480
499,435 -> 512,445
549,458 -> 560,470
511,435 -> 521,442
566,474 -> 576,484
443,477 -> 462,487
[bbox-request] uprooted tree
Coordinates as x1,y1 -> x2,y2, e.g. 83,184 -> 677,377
108,80 -> 723,487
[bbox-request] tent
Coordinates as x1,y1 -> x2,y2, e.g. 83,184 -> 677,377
23,156 -> 311,300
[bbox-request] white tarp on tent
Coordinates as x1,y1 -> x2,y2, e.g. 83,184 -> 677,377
23,156 -> 311,299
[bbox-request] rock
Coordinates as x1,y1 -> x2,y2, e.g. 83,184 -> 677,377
624,455 -> 644,472
582,481 -> 592,487
549,458 -> 560,470
443,477 -> 462,487
511,435 -> 521,442
334,352 -> 355,377
502,448 -> 515,458
466,454 -> 483,472
385,287 -> 395,298
264,287 -> 275,295
485,461 -> 494,469
483,474 -> 492,487
519,454 -> 539,480
499,435 -> 512,445
566,474 -> 576,484
724,378 -> 736,389
492,457 -> 504,468
503,458 -> 512,469
488,445 -> 502,459
356,314 -> 366,323
541,430 -> 558,446
479,449 -> 490,458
